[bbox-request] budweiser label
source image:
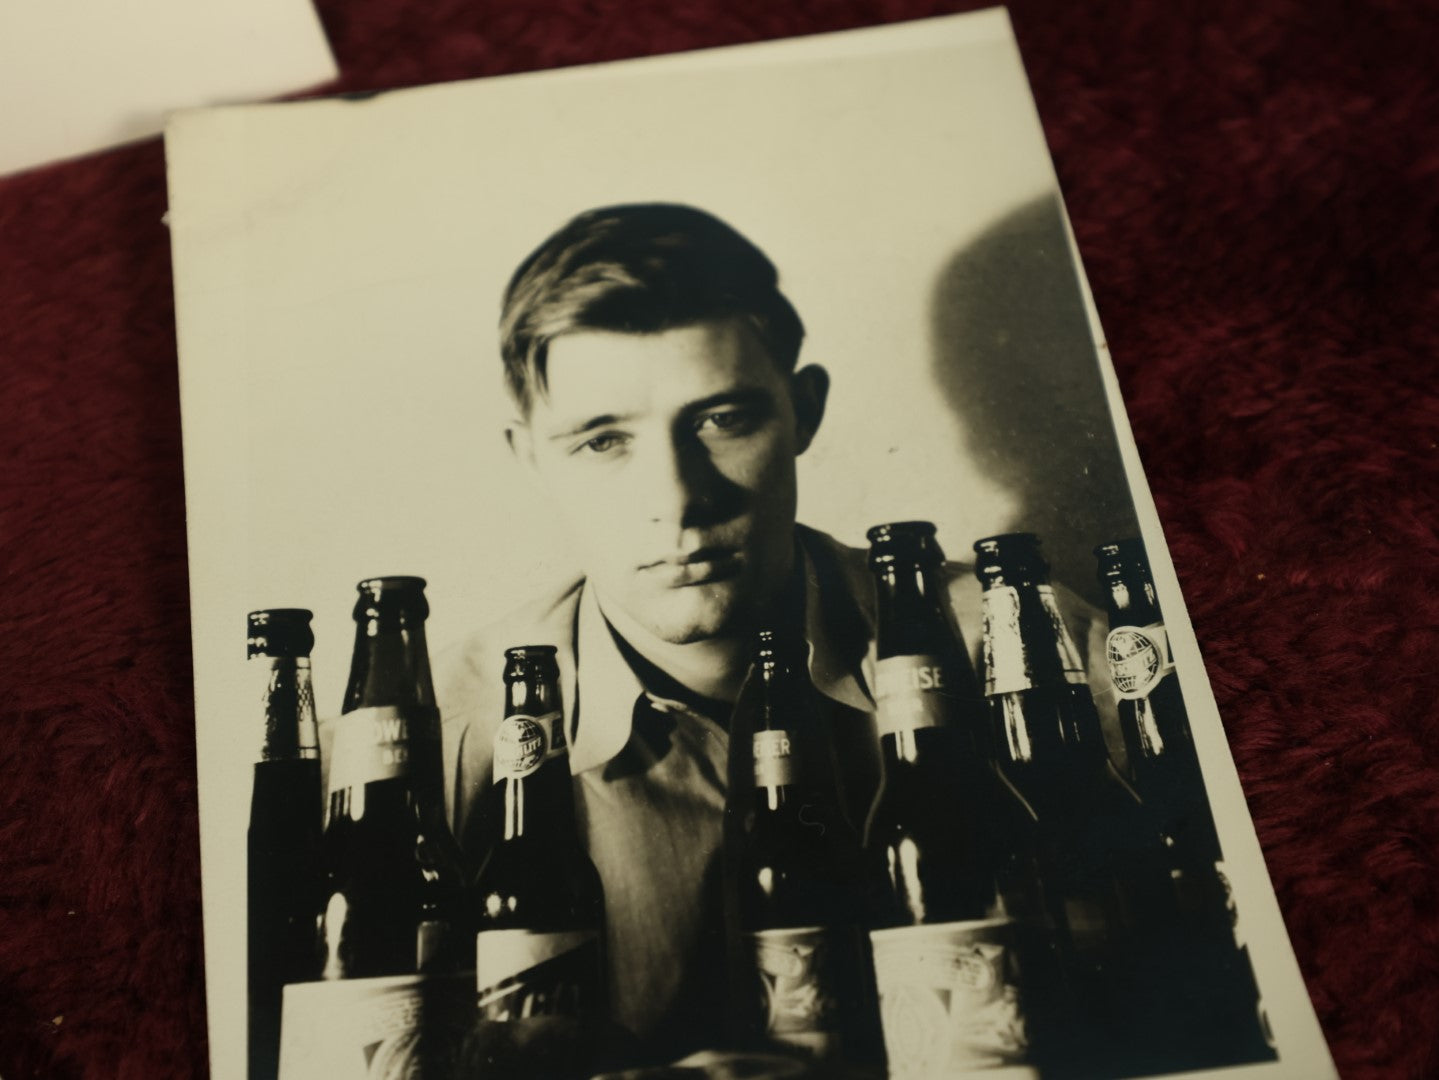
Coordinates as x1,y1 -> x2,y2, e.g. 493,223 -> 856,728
752,729 -> 797,788
277,972 -> 471,1080
874,654 -> 951,736
1037,586 -> 1088,686
327,705 -> 440,795
871,919 -> 1030,1075
982,586 -> 1031,696
475,928 -> 602,1020
493,711 -> 564,781
1105,621 -> 1173,700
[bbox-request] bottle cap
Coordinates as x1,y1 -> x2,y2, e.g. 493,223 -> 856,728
1094,538 -> 1149,574
503,644 -> 560,682
972,533 -> 1049,583
246,609 -> 314,658
866,520 -> 945,569
352,576 -> 429,624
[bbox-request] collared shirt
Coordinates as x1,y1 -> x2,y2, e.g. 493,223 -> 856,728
434,524 -> 1112,1061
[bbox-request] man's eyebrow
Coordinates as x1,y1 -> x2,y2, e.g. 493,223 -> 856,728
681,388 -> 775,416
547,413 -> 635,441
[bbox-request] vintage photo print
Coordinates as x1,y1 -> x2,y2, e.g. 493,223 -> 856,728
165,10 -> 1335,1079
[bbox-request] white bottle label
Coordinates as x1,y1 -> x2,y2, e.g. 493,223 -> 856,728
327,705 -> 440,796
492,711 -> 564,781
874,655 -> 953,736
1105,622 -> 1173,700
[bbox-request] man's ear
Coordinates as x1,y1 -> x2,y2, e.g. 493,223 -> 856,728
504,420 -> 536,468
790,365 -> 830,455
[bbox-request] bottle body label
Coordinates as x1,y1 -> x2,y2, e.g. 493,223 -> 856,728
1105,622 -> 1173,701
745,926 -> 853,1057
870,918 -> 1029,1075
982,585 -> 1086,696
873,654 -> 952,736
492,711 -> 566,781
752,729 -> 797,788
327,705 -> 441,795
475,928 -> 602,1020
276,972 -> 471,1079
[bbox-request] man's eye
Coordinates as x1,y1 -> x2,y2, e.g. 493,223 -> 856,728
575,432 -> 628,456
696,409 -> 754,434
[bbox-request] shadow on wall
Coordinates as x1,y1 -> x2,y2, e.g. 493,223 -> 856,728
930,192 -> 1141,608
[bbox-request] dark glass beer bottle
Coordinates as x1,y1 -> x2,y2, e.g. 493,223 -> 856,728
863,523 -> 1041,1073
974,534 -> 1182,1074
246,609 -> 323,1080
468,646 -> 606,1077
1096,539 -> 1276,1065
318,577 -> 467,979
864,522 -> 995,922
728,628 -> 880,1065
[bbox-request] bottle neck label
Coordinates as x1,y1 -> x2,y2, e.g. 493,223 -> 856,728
981,585 -> 1087,696
476,928 -> 602,1020
254,656 -> 319,762
1105,622 -> 1173,700
873,654 -> 952,736
753,729 -> 797,788
493,711 -> 566,782
327,704 -> 440,796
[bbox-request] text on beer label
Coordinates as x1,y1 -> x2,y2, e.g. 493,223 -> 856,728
1105,622 -> 1173,700
492,711 -> 564,781
981,587 -> 1031,696
327,705 -> 440,796
475,928 -> 602,1020
752,728 -> 797,788
873,654 -> 952,736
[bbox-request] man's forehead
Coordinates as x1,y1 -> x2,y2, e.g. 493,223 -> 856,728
532,320 -> 783,421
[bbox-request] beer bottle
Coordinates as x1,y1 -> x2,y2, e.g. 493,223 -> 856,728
974,534 -> 1182,1074
468,646 -> 606,1077
863,523 -> 1040,1074
728,628 -> 879,1064
287,577 -> 469,1079
246,609 -> 323,1080
1096,539 -> 1276,1065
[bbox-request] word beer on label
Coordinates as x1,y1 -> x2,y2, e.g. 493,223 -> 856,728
863,522 -> 1040,1078
246,609 -> 324,1080
278,577 -> 470,1080
467,645 -> 607,1079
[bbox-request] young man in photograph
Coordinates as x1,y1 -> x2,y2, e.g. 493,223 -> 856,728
435,202 -> 1112,1062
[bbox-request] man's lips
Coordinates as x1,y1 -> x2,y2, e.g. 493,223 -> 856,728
640,546 -> 743,586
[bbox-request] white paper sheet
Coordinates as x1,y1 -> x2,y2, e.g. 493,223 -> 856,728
0,0 -> 335,176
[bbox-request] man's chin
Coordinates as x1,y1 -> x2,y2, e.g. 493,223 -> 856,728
636,585 -> 754,646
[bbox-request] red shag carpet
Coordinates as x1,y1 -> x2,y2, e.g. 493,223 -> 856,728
1,2 -> 1437,1078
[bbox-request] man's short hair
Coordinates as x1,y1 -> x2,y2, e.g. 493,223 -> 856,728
500,203 -> 806,413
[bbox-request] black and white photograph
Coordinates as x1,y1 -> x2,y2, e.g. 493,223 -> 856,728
165,11 -> 1336,1079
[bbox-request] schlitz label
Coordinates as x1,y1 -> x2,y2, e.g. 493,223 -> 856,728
492,711 -> 565,781
874,654 -> 952,736
475,928 -> 602,1020
327,705 -> 441,796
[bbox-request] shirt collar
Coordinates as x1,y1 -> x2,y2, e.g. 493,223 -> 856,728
566,527 -> 878,775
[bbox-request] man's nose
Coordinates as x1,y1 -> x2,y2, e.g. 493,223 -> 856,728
641,435 -> 727,530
